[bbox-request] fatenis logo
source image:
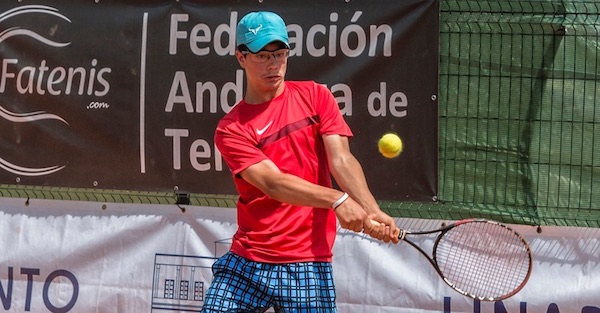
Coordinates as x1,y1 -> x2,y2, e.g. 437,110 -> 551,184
0,5 -> 71,47
0,5 -> 71,176
0,106 -> 67,176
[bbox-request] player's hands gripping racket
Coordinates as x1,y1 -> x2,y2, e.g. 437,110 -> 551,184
371,218 -> 532,301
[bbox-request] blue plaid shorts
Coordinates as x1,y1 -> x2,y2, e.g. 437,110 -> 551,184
201,252 -> 337,313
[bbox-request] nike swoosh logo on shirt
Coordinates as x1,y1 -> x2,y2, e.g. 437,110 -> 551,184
256,121 -> 273,135
257,115 -> 320,149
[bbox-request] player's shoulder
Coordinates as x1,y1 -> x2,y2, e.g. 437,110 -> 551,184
216,101 -> 244,128
285,80 -> 329,95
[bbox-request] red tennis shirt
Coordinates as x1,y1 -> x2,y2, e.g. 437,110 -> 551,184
214,81 -> 352,263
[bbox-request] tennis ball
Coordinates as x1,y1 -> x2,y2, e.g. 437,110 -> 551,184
378,133 -> 403,158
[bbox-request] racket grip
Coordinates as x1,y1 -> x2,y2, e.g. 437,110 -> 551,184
369,220 -> 405,240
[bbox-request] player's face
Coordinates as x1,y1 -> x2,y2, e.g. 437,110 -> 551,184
237,42 -> 289,98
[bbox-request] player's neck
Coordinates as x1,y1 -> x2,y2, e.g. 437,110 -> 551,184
244,83 -> 286,105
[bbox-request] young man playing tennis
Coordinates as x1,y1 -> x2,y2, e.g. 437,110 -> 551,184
202,11 -> 400,312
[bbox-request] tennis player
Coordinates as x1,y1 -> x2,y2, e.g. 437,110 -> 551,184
202,11 -> 400,312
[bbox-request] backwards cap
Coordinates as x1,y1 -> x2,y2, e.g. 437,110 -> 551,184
236,11 -> 290,53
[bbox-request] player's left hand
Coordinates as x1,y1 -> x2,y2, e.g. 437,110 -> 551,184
363,213 -> 400,244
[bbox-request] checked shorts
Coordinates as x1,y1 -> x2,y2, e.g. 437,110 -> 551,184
200,251 -> 337,313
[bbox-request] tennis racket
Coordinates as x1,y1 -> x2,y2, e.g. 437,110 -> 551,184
373,218 -> 533,301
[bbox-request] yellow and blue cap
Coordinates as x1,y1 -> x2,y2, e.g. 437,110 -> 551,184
236,11 -> 290,53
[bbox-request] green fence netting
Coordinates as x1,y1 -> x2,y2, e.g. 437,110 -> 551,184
1,0 -> 599,228
434,0 -> 599,227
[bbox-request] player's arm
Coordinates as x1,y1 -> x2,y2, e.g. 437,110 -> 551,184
238,159 -> 366,232
322,134 -> 400,243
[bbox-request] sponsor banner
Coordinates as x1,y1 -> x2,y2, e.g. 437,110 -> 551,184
0,198 -> 598,312
0,0 -> 439,201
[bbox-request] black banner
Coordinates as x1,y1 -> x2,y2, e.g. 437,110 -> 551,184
0,0 -> 439,201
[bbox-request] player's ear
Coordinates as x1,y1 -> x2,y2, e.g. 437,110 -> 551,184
235,50 -> 246,68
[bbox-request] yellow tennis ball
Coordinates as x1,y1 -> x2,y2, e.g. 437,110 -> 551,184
378,133 -> 403,158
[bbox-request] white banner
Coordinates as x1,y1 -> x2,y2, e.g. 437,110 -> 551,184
0,197 -> 598,313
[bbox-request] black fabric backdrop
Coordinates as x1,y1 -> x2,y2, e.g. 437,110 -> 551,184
0,0 -> 438,201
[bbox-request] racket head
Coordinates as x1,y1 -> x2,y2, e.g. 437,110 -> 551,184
431,219 -> 532,301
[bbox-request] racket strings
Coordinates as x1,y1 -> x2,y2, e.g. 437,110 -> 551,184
434,221 -> 531,300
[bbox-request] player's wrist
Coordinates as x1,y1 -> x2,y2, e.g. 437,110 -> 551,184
332,192 -> 349,210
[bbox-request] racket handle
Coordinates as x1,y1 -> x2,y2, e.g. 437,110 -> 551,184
369,220 -> 405,240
